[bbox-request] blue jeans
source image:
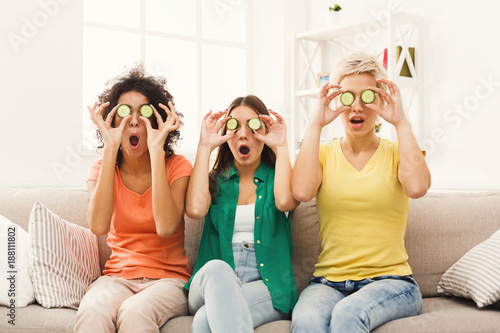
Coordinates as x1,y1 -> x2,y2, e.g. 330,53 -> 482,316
188,242 -> 288,333
291,275 -> 422,333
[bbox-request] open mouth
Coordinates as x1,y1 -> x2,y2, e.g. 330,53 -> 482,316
350,117 -> 365,124
350,117 -> 365,129
239,145 -> 250,155
130,135 -> 139,148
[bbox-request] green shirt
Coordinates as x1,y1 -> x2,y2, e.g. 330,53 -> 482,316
185,162 -> 298,314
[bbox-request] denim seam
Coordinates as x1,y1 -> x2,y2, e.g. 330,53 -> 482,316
360,282 -> 420,327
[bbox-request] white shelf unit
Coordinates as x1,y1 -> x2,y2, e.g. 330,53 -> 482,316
291,11 -> 423,155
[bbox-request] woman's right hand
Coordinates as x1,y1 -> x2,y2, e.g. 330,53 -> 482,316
310,82 -> 350,128
199,110 -> 235,151
88,101 -> 129,149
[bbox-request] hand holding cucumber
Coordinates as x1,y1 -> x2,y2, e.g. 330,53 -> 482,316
140,101 -> 180,153
311,82 -> 350,128
199,110 -> 235,152
365,78 -> 409,127
253,110 -> 288,152
88,101 -> 128,150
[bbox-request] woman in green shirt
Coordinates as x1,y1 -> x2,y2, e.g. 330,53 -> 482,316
185,95 -> 299,332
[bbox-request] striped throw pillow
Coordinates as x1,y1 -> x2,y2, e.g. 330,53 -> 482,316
28,201 -> 100,309
437,228 -> 500,308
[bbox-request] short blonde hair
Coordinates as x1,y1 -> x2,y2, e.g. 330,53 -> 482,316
331,52 -> 388,91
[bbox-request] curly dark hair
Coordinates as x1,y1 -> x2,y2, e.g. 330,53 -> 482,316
96,64 -> 183,164
208,95 -> 276,202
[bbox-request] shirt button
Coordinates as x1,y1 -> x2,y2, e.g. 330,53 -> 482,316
254,179 -> 259,183
257,240 -> 261,244
258,195 -> 262,199
265,278 -> 269,282
256,216 -> 260,220
260,263 -> 264,267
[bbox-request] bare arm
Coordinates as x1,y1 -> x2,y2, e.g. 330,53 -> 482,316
185,111 -> 234,219
291,83 -> 348,202
87,102 -> 129,235
368,78 -> 431,198
395,122 -> 431,198
143,102 -> 191,236
255,111 -> 299,212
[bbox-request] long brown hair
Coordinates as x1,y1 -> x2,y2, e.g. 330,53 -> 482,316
208,95 -> 276,201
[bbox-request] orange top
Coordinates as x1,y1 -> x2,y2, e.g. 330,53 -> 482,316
88,155 -> 192,281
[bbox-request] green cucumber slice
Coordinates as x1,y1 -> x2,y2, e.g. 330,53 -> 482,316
226,118 -> 238,130
117,104 -> 131,118
140,104 -> 154,118
340,92 -> 354,106
361,89 -> 375,104
248,118 -> 262,130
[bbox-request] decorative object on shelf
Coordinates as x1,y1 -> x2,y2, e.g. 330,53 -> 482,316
329,3 -> 342,11
317,72 -> 331,87
396,46 -> 415,78
323,1 -> 342,26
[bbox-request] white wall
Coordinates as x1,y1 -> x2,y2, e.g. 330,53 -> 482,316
298,0 -> 500,190
1,0 -> 499,190
0,0 -> 91,187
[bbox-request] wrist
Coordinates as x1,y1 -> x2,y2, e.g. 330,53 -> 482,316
149,147 -> 166,161
395,120 -> 412,132
273,145 -> 289,156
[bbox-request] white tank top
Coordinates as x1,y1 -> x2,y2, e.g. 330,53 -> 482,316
232,203 -> 255,244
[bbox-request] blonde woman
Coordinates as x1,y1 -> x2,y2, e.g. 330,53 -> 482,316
291,53 -> 430,332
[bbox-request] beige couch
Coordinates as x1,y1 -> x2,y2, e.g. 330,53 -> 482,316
0,187 -> 500,332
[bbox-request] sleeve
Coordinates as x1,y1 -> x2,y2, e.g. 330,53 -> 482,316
87,160 -> 103,183
393,141 -> 426,167
318,143 -> 327,166
166,154 -> 193,185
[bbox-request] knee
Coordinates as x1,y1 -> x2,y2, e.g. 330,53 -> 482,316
75,302 -> 115,332
200,259 -> 233,276
196,260 -> 238,287
330,302 -> 367,331
191,306 -> 210,333
291,304 -> 326,332
118,297 -> 150,321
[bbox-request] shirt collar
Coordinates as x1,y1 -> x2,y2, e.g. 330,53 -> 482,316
226,161 -> 272,182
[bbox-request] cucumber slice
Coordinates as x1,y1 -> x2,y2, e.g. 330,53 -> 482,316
361,89 -> 375,104
248,118 -> 262,130
140,104 -> 154,118
340,92 -> 354,106
117,104 -> 131,118
226,118 -> 238,130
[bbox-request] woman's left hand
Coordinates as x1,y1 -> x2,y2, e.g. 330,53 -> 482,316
141,101 -> 180,153
253,110 -> 287,152
366,78 -> 409,127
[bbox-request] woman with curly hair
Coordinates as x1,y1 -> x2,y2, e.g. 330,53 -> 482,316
184,95 -> 299,332
74,65 -> 192,332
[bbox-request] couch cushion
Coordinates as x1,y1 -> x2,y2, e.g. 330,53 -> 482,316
0,187 -> 110,273
373,297 -> 500,332
406,192 -> 500,297
29,201 -> 100,309
290,200 -> 321,295
0,304 -> 75,332
0,215 -> 35,307
437,228 -> 500,307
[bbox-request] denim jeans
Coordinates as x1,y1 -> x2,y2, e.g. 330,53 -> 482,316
291,275 -> 422,333
188,242 -> 288,333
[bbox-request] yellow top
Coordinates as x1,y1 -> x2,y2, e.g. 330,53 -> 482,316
314,138 -> 412,281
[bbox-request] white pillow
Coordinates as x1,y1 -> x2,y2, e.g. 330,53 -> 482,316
29,201 -> 100,309
0,215 -> 35,307
437,228 -> 500,308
